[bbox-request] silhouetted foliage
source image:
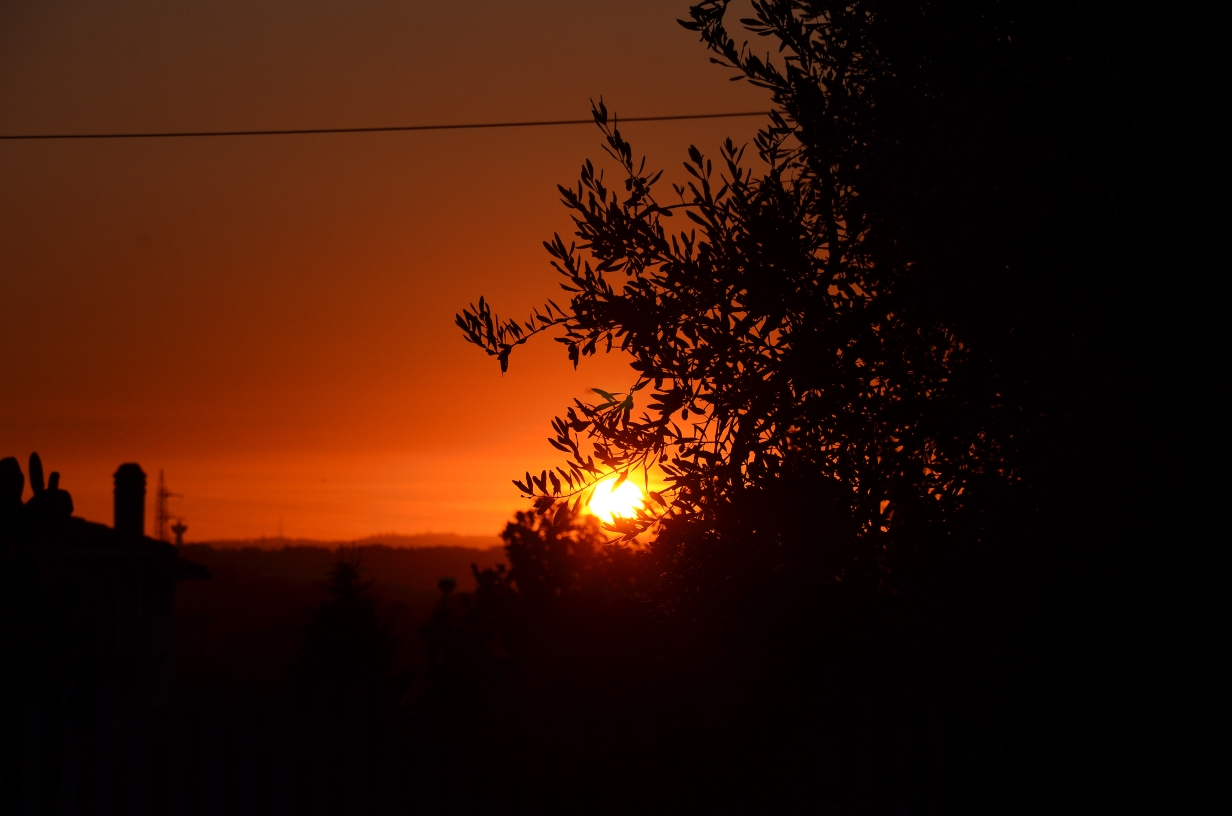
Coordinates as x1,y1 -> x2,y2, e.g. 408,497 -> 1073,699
498,503 -> 602,601
455,0 -> 1223,810
291,549 -> 397,692
458,9 -> 999,609
419,502 -> 662,809
480,502 -> 647,606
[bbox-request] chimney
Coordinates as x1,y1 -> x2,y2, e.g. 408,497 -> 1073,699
113,463 -> 147,538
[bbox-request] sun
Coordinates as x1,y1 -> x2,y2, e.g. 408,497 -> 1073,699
587,476 -> 645,524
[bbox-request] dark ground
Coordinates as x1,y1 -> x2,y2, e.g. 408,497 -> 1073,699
173,544 -> 505,691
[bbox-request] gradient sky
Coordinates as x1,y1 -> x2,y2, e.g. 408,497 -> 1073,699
0,0 -> 768,541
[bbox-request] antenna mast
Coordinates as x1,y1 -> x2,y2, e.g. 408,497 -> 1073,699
154,469 -> 181,542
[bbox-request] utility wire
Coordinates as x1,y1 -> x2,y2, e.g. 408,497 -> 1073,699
0,111 -> 767,141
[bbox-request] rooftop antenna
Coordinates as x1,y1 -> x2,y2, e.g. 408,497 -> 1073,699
154,469 -> 181,542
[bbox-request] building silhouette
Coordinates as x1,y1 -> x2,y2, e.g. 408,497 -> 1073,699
0,453 -> 207,691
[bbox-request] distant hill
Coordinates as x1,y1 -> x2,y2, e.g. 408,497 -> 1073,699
174,542 -> 506,690
179,542 -> 505,594
196,532 -> 503,551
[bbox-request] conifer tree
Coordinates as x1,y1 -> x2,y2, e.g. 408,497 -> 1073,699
293,550 -> 396,691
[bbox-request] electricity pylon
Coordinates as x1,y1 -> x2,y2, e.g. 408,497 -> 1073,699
154,469 -> 181,543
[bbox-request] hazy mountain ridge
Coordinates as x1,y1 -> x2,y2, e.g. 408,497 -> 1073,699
195,532 -> 503,551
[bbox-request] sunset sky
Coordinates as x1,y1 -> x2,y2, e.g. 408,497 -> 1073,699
0,1 -> 768,541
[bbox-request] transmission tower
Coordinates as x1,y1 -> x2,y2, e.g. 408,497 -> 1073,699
154,469 -> 181,543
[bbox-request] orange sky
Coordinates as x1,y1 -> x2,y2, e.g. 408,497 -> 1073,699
0,0 -> 768,541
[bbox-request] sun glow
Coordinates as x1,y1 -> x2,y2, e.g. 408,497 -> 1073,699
587,476 -> 645,524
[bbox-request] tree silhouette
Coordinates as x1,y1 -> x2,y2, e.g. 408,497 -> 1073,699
486,502 -> 646,606
458,5 -> 993,601
292,549 -> 397,692
499,503 -> 602,601
421,502 -> 658,809
455,1 -> 1223,809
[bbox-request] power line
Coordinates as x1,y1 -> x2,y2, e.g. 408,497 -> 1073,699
0,111 -> 767,141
